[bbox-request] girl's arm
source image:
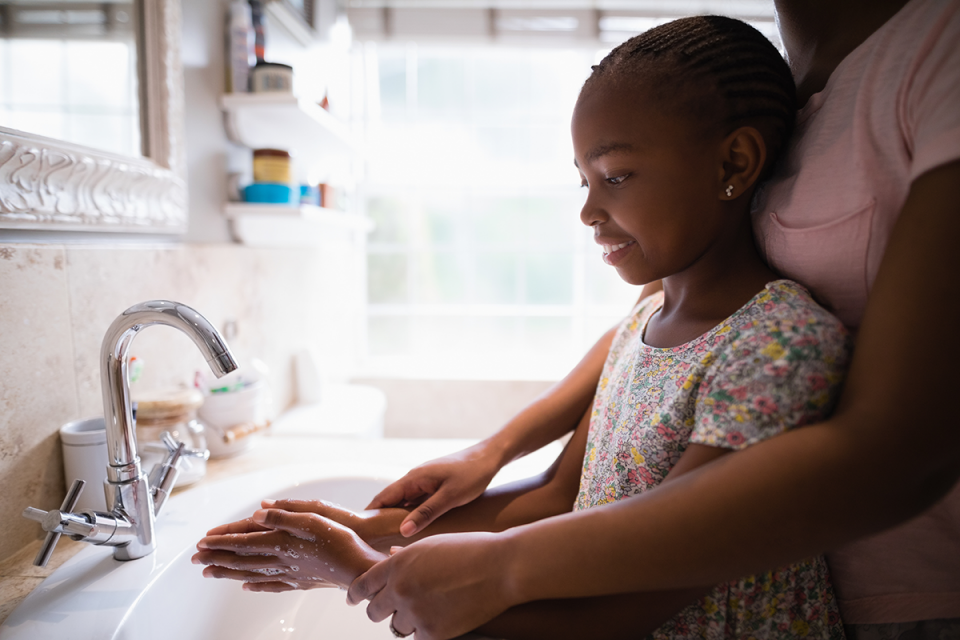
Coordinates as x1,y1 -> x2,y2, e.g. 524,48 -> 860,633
366,325 -> 613,537
371,281 -> 663,538
348,160 -> 960,640
194,405 -> 594,588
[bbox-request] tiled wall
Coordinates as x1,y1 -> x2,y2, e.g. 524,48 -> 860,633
0,241 -> 364,561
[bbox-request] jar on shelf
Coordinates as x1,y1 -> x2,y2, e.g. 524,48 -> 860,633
252,148 -> 291,183
134,388 -> 208,487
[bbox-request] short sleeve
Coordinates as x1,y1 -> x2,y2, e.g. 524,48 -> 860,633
690,301 -> 851,450
904,1 -> 960,180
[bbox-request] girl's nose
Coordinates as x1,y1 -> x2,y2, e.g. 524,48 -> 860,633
579,189 -> 605,227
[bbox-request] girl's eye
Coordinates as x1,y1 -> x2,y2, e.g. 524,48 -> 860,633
606,174 -> 629,185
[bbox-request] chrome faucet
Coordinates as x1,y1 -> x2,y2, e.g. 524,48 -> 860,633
23,301 -> 237,564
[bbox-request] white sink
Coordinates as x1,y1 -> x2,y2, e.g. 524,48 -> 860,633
1,435 -> 560,640
1,465 -> 417,640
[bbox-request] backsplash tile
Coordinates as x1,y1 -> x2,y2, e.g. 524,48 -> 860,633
0,246 -> 78,558
0,241 -> 364,561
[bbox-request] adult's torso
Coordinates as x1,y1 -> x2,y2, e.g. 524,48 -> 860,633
752,0 -> 960,623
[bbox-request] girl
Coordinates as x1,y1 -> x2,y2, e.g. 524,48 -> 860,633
195,16 -> 851,639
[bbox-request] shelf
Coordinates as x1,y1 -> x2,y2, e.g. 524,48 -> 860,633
224,203 -> 374,247
220,94 -> 355,167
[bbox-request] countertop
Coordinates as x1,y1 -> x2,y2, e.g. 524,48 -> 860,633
0,434 -> 561,626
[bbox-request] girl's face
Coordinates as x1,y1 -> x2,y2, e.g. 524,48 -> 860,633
572,83 -> 728,286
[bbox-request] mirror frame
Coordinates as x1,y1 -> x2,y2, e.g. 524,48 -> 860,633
0,0 -> 187,234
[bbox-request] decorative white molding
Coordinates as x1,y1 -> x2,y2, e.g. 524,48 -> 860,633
0,0 -> 187,234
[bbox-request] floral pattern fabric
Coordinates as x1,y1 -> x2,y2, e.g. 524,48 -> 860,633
576,280 -> 850,639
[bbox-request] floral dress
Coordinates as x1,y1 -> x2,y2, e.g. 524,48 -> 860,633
576,280 -> 850,639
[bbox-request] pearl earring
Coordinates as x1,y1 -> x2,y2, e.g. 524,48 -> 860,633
725,185 -> 734,197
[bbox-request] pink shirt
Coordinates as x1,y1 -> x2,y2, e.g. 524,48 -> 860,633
752,0 -> 960,624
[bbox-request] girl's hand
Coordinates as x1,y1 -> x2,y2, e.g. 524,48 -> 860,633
194,509 -> 385,591
365,442 -> 505,537
347,531 -> 515,640
203,498 -> 410,552
251,498 -> 411,552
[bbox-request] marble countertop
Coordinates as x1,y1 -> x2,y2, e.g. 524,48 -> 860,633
0,433 -> 561,626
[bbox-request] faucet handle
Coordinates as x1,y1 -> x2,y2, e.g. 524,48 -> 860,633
148,432 -> 186,515
25,479 -> 86,567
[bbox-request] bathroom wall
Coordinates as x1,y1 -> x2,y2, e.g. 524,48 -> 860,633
0,241 -> 364,561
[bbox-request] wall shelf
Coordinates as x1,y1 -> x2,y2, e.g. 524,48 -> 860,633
224,203 -> 373,247
220,94 -> 355,168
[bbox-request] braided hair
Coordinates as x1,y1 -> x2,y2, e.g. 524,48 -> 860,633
582,16 -> 796,177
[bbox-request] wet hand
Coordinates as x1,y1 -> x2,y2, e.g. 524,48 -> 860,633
194,509 -> 387,591
255,498 -> 410,552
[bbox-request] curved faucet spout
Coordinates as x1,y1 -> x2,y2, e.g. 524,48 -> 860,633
23,301 -> 238,564
100,301 -> 237,472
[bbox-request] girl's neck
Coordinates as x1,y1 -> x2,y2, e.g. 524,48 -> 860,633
644,216 -> 777,349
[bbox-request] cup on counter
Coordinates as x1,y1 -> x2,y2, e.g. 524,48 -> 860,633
60,417 -> 109,511
198,380 -> 270,458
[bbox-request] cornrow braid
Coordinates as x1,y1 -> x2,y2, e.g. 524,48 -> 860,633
583,16 -> 797,176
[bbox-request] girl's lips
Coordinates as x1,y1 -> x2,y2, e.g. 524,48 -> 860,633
601,240 -> 635,266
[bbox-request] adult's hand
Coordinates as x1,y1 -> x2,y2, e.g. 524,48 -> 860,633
347,532 -> 514,640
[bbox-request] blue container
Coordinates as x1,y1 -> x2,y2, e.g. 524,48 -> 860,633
299,184 -> 320,206
243,182 -> 298,206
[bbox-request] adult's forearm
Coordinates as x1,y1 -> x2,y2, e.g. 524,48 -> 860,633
476,587 -> 708,640
499,417 -> 895,601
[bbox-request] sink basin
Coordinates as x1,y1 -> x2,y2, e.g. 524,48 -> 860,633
1,434 -> 560,640
1,463 -> 428,640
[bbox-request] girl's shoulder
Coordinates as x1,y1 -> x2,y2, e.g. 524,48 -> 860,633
731,279 -> 849,338
711,279 -> 852,371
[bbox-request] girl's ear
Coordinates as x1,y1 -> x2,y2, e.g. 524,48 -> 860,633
717,126 -> 767,201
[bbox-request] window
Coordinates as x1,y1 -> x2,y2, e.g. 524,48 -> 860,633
362,44 -> 639,380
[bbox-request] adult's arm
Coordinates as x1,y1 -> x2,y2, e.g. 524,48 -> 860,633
349,161 -> 960,639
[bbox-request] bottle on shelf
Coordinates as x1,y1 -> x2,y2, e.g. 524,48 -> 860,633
225,1 -> 255,93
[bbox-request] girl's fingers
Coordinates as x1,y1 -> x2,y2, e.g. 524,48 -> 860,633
202,565 -> 285,582
198,529 -> 285,553
243,581 -> 298,593
242,580 -> 338,592
205,517 -> 272,536
253,508 -> 334,539
193,549 -> 288,573
262,498 -> 341,514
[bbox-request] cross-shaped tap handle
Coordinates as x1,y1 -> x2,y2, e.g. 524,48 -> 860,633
23,479 -> 86,567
